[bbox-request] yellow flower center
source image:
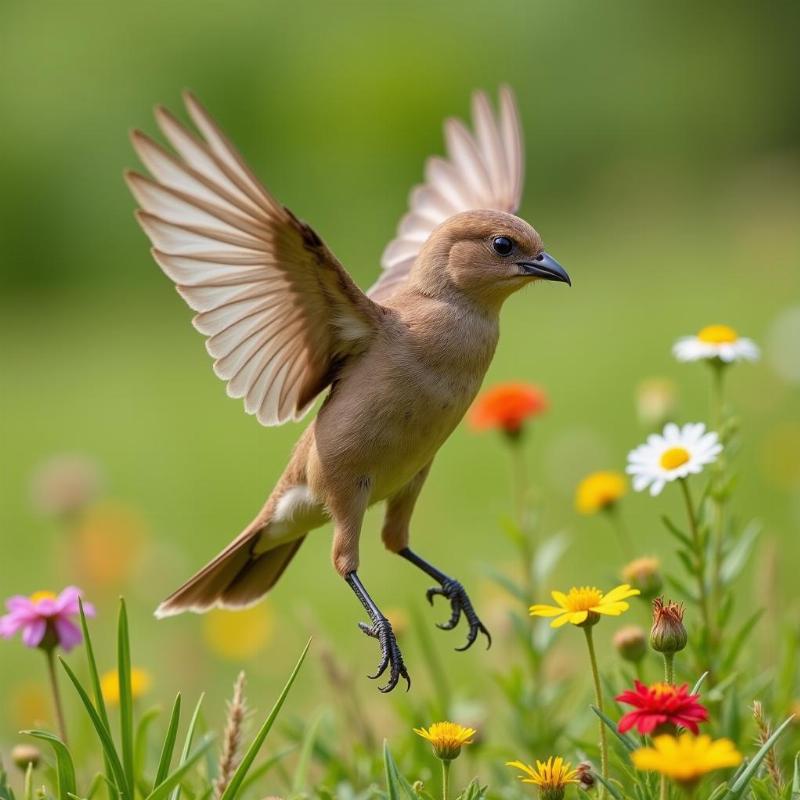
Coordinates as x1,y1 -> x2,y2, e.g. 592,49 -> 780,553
650,682 -> 678,698
697,324 -> 738,344
660,447 -> 690,470
29,591 -> 56,605
564,587 -> 604,612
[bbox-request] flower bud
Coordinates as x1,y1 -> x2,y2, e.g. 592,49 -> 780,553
649,597 -> 687,654
622,557 -> 663,600
11,744 -> 41,771
576,761 -> 595,791
613,625 -> 648,663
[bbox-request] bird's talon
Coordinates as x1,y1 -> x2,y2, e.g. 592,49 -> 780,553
358,616 -> 410,692
425,578 -> 491,651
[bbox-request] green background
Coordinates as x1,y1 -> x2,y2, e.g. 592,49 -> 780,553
1,0 -> 799,744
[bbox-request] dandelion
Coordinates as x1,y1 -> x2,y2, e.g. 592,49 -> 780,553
575,471 -> 626,515
622,556 -> 663,599
0,586 -> 95,743
507,757 -> 580,800
414,722 -> 476,800
100,667 -> 152,706
530,583 -> 639,796
617,681 -> 708,735
673,325 -> 759,365
632,733 -> 742,786
626,422 -> 721,497
469,382 -> 548,438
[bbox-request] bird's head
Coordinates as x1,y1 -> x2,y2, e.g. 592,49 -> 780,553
411,209 -> 570,311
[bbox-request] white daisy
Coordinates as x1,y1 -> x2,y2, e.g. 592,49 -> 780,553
626,422 -> 722,496
673,324 -> 759,364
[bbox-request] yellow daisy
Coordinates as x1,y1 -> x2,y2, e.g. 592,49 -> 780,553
100,667 -> 152,706
632,733 -> 742,785
530,584 -> 640,628
575,471 -> 627,515
507,757 -> 580,799
413,721 -> 476,760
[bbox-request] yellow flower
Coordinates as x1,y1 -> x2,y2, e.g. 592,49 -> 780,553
632,734 -> 742,785
575,471 -> 627,515
100,667 -> 152,706
507,757 -> 580,799
413,721 -> 476,760
530,584 -> 640,628
203,603 -> 274,660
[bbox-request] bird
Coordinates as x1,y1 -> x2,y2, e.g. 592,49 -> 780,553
125,86 -> 570,692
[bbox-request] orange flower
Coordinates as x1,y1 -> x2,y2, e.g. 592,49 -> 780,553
469,383 -> 548,436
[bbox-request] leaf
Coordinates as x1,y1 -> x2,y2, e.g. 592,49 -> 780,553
135,707 -> 161,796
144,735 -> 215,800
456,779 -> 487,800
219,640 -> 310,800
720,522 -> 761,584
792,752 -> 800,800
238,746 -> 296,794
591,706 -> 636,753
661,515 -> 692,548
291,712 -> 323,794
691,672 -> 709,695
533,532 -> 569,584
170,694 -> 205,800
117,600 -> 136,797
721,610 -> 763,673
591,770 -> 625,800
23,730 -> 76,800
154,695 -> 182,788
383,741 -> 419,800
723,714 -> 795,799
60,657 -> 130,800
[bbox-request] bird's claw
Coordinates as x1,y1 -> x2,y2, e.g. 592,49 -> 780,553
426,577 -> 492,651
358,617 -> 411,693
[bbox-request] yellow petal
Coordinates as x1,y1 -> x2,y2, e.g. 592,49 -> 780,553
530,604 -> 564,617
550,613 -> 574,628
551,590 -> 569,607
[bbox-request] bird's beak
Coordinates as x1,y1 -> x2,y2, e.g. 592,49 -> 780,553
517,253 -> 571,286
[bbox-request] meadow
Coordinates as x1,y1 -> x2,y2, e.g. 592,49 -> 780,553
1,2 -> 799,798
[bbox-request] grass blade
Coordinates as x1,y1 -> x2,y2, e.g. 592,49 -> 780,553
145,734 -> 214,800
154,695 -> 182,787
591,705 -> 637,753
791,752 -> 799,800
219,640 -> 310,800
724,714 -> 795,799
592,770 -> 624,800
383,740 -> 418,800
23,730 -> 76,800
170,694 -> 205,800
60,657 -> 130,800
291,712 -> 322,794
691,672 -> 710,695
117,600 -> 135,797
135,707 -> 162,796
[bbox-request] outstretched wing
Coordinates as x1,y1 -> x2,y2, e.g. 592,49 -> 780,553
127,92 -> 381,426
369,86 -> 524,301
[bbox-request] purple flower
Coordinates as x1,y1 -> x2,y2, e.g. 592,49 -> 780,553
0,587 -> 95,652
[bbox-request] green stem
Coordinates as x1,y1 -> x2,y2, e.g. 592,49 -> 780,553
583,625 -> 608,800
441,759 -> 450,800
709,363 -> 727,639
663,652 -> 675,684
509,436 -> 529,532
678,479 -> 713,659
606,505 -> 634,556
660,774 -> 668,800
44,647 -> 68,744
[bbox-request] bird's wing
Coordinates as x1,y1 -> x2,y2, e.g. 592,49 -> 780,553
127,92 -> 382,427
369,86 -> 524,301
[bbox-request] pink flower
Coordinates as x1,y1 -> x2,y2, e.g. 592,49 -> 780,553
0,587 -> 95,652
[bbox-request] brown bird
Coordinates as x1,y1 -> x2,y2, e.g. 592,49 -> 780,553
126,87 -> 570,691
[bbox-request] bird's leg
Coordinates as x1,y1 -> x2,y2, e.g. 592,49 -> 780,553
345,571 -> 410,692
398,548 -> 491,651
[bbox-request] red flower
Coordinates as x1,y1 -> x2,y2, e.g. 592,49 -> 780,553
469,383 -> 548,436
616,681 -> 708,735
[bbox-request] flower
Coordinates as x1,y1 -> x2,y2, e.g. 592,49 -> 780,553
617,681 -> 709,735
622,556 -> 663,599
530,584 -> 640,628
650,597 -> 688,654
469,382 -> 548,436
0,587 -> 94,652
507,757 -> 580,800
100,667 -> 153,706
626,422 -> 722,496
203,603 -> 275,660
575,471 -> 627,514
413,721 -> 476,760
632,734 -> 742,785
11,744 -> 42,771
613,625 -> 648,663
673,324 -> 759,364
636,378 -> 678,428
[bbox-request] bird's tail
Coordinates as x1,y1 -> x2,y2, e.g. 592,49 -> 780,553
155,516 -> 306,619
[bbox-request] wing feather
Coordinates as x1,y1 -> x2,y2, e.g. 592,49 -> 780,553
369,86 -> 524,301
127,95 -> 380,426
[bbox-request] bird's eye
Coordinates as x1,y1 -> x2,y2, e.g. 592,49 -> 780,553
492,236 -> 514,256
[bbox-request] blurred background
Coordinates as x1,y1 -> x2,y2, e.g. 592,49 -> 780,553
1,0 -> 799,748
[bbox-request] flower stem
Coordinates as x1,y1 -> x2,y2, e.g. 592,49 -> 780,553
660,774 -> 668,800
709,363 -> 727,638
678,479 -> 713,658
663,652 -> 675,684
583,626 -> 608,800
441,759 -> 451,800
509,436 -> 529,532
606,505 -> 634,556
44,647 -> 68,744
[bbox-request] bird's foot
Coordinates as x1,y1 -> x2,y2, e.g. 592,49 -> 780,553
358,616 -> 411,693
426,578 -> 492,651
